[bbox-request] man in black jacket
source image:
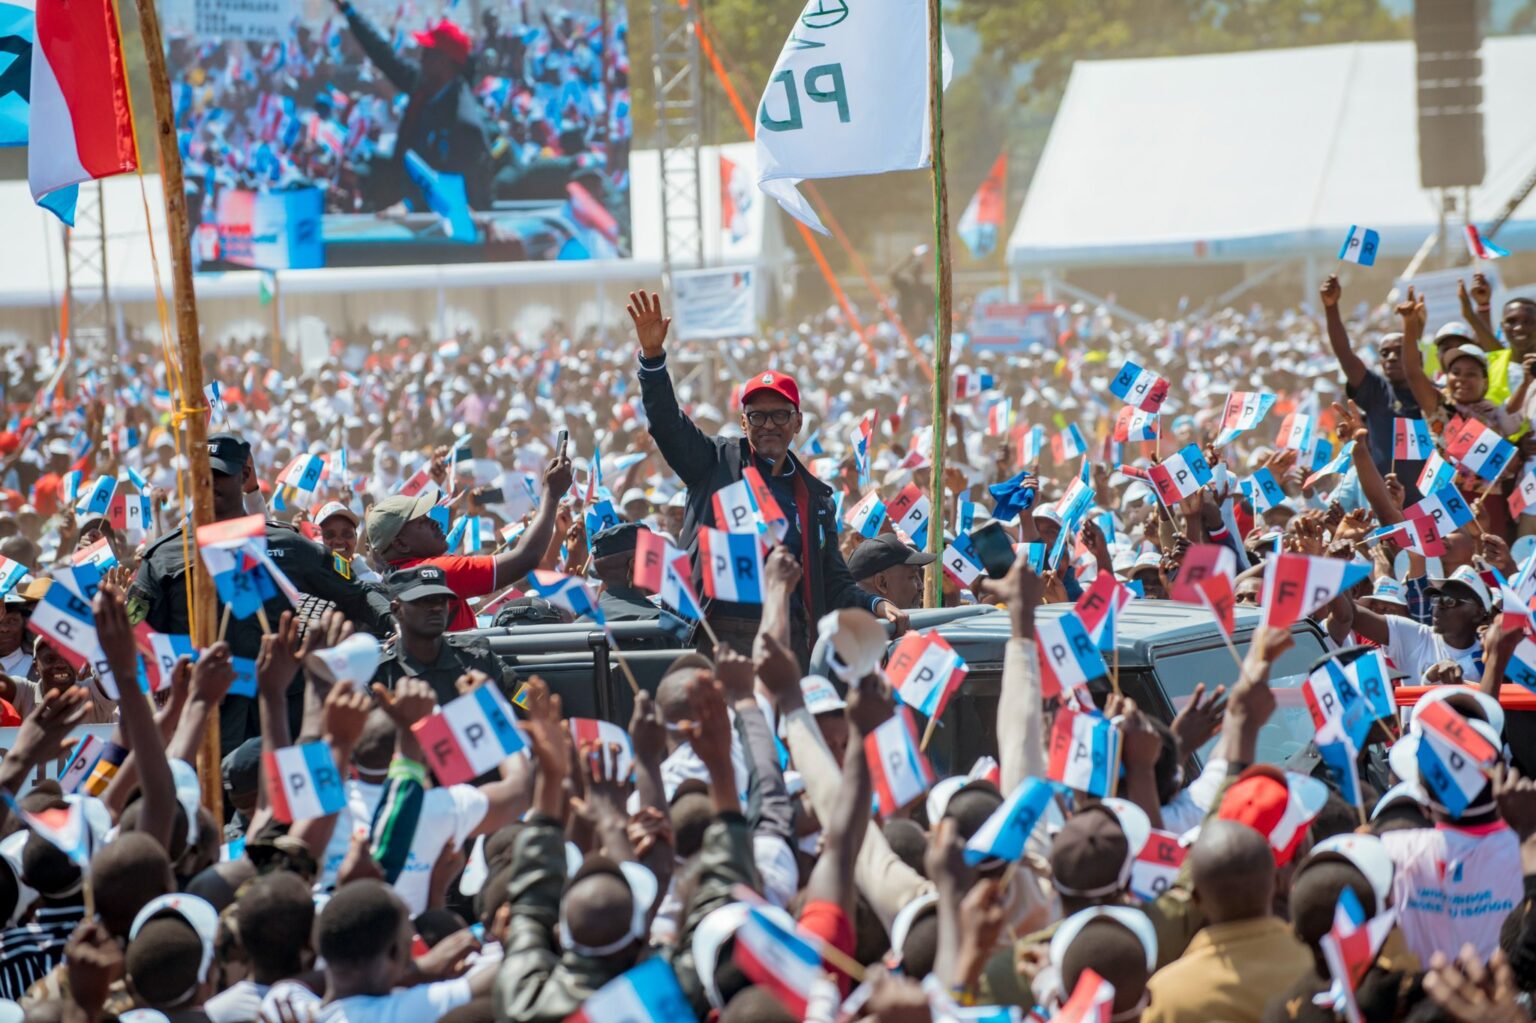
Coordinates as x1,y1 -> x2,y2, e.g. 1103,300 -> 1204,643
332,1 -> 495,210
627,290 -> 907,662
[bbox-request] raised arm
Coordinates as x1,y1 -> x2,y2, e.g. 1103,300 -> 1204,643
1458,276 -> 1502,351
492,454 -> 573,588
629,291 -> 720,487
1397,288 -> 1443,419
334,0 -> 420,94
998,559 -> 1047,793
1320,276 -> 1368,388
803,674 -> 878,918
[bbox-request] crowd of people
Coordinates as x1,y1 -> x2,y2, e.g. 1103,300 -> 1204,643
169,0 -> 629,236
0,267 -> 1530,1021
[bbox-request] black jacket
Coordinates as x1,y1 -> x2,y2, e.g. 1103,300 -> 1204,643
638,354 -> 880,625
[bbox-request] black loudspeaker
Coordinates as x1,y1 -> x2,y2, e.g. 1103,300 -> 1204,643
1415,0 -> 1486,189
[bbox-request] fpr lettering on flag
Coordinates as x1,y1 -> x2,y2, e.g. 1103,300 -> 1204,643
1393,418 -> 1433,461
1445,415 -> 1516,482
865,706 -> 936,818
412,684 -> 527,786
1047,706 -> 1120,798
886,631 -> 968,720
1108,360 -> 1169,413
1148,443 -> 1213,505
1214,391 -> 1278,446
963,776 -> 1053,866
699,528 -> 765,604
264,742 -> 346,823
1036,612 -> 1108,698
1260,553 -> 1371,630
1337,224 -> 1380,267
1276,412 -> 1316,453
885,483 -> 931,548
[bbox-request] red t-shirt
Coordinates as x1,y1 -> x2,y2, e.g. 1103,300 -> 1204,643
798,900 -> 856,995
390,555 -> 496,631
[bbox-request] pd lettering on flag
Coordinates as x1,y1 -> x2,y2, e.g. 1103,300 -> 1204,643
1445,415 -> 1515,482
264,742 -> 346,823
865,706 -> 936,818
412,684 -> 528,785
963,776 -> 1052,866
699,528 -> 765,604
1108,361 -> 1169,413
886,631 -> 968,720
1260,553 -> 1371,630
1148,444 -> 1213,505
1047,706 -> 1120,798
1130,829 -> 1187,902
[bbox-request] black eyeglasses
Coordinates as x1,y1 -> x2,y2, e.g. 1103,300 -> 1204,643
1433,594 -> 1475,608
744,409 -> 795,427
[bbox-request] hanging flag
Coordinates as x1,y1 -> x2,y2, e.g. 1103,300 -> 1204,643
1245,467 -> 1287,513
865,706 -> 936,818
1393,418 -> 1433,461
1017,424 -> 1046,467
1108,360 -> 1169,413
412,683 -> 527,786
27,0 -> 137,222
963,776 -> 1052,866
1113,407 -> 1159,443
1148,443 -> 1213,505
698,528 -> 765,604
1418,451 -> 1456,495
1336,225 -> 1380,267
1276,413 -> 1316,452
733,905 -> 826,1018
567,956 -> 693,1023
844,490 -> 887,538
886,483 -> 931,548
1052,969 -> 1116,1023
754,0 -> 951,234
957,150 -> 1007,259
264,741 -> 346,823
1444,415 -> 1516,482
1052,425 -> 1088,463
1213,391 -> 1278,447
886,631 -> 968,720
1260,553 -> 1372,630
526,570 -> 605,623
1046,706 -> 1120,797
1130,829 -> 1187,902
1464,224 -> 1510,261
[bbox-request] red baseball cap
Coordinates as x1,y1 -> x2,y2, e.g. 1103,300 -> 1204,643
740,371 -> 799,410
413,19 -> 472,66
1216,765 -> 1329,867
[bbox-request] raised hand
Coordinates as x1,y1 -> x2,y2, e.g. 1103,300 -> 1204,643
1319,274 -> 1341,308
1171,682 -> 1227,755
191,642 -> 236,705
371,677 -> 439,731
256,611 -> 303,701
323,681 -> 374,752
627,290 -> 672,358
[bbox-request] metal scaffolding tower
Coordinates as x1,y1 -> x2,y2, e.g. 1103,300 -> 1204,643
63,182 -> 114,350
650,0 -> 705,281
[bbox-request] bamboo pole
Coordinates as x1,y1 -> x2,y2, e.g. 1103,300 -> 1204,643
924,0 -> 952,609
132,0 -> 222,822
269,272 -> 283,373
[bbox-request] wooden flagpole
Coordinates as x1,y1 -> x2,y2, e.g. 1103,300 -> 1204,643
924,0 -> 953,610
131,0 -> 222,821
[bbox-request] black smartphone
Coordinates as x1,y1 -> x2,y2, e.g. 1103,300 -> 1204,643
969,521 -> 1017,579
474,486 -> 506,505
556,429 -> 569,457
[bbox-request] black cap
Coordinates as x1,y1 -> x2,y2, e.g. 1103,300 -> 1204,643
221,736 -> 262,797
591,521 -> 647,559
206,433 -> 251,476
847,534 -> 936,580
386,565 -> 458,602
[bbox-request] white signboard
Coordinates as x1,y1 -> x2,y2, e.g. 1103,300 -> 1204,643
195,0 -> 289,42
674,267 -> 758,341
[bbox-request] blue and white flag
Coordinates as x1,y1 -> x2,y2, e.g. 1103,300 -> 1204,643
963,776 -> 1053,866
1337,225 -> 1380,267
698,528 -> 764,604
527,570 -> 605,624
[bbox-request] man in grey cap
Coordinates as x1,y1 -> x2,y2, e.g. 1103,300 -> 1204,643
372,565 -> 517,705
128,432 -> 395,755
364,447 -> 571,632
587,522 -> 661,623
846,535 -> 933,610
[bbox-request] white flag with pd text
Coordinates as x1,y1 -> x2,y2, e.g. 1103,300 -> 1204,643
755,0 -> 952,234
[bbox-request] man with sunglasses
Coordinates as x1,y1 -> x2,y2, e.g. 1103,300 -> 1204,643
1334,564 -> 1492,684
627,291 -> 907,664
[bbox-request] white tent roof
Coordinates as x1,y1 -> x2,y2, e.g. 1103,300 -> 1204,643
1007,38 -> 1536,269
0,141 -> 770,308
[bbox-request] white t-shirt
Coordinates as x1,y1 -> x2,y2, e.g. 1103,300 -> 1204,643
1382,822 -> 1521,962
318,780 -> 489,916
205,979 -> 270,1023
262,978 -> 472,1023
1383,617 -> 1482,684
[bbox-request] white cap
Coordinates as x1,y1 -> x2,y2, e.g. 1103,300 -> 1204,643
1048,905 -> 1158,972
800,675 -> 847,716
130,894 -> 220,984
620,488 -> 650,507
313,501 -> 358,527
1366,577 -> 1408,608
1304,833 -> 1395,910
1428,565 -> 1493,614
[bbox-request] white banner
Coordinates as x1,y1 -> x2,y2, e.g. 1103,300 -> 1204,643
674,267 -> 758,341
195,0 -> 289,42
754,0 -> 950,232
0,725 -> 116,792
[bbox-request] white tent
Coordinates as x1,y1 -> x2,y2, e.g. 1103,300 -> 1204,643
1007,38 -> 1536,275
0,140 -> 783,346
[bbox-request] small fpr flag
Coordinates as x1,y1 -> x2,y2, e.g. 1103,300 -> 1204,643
1108,360 -> 1169,413
698,528 -> 765,604
963,776 -> 1052,866
565,957 -> 692,1023
958,150 -> 1007,259
1260,553 -> 1371,630
886,631 -> 968,720
264,742 -> 347,823
1036,612 -> 1109,697
844,490 -> 887,538
1392,418 -> 1433,461
1052,424 -> 1088,464
1214,391 -> 1278,446
1047,706 -> 1120,798
1337,225 -> 1380,267
865,706 -> 936,818
1148,444 -> 1213,505
526,571 -> 605,623
1444,415 -> 1516,482
412,684 -> 527,786
1465,224 -> 1510,261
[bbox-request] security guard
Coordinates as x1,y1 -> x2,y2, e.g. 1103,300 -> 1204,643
372,565 -> 518,705
587,522 -> 662,623
127,433 -> 394,755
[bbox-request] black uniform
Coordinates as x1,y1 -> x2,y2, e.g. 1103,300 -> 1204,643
127,521 -> 394,755
372,633 -> 518,707
593,584 -> 662,623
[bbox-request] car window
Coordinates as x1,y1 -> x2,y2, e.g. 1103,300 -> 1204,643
1151,625 -> 1331,767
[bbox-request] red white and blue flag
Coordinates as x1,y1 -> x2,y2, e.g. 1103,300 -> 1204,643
1510,465 -> 1536,518
1214,392 -> 1278,446
134,624 -> 196,694
1464,224 -> 1511,261
264,742 -> 346,823
1445,415 -> 1516,482
412,683 -> 527,786
865,706 -> 936,818
711,478 -> 763,536
1244,467 -> 1287,513
1148,443 -> 1213,505
1276,412 -> 1316,452
1418,451 -> 1456,495
277,453 -> 327,495
1047,706 -> 1120,797
1304,441 -> 1355,488
0,556 -> 28,599
1052,425 -> 1087,464
1108,360 -> 1169,413
1051,968 -> 1116,1023
1113,407 -> 1158,443
566,957 -> 693,1023
1130,829 -> 1187,902
1318,887 -> 1396,1023
886,631 -> 968,720
741,467 -> 791,544
886,483 -> 931,548
1260,553 -> 1372,630
1037,611 -> 1109,696
853,412 -> 875,484
1503,636 -> 1536,695
1075,572 -> 1133,652
698,528 -> 765,604
1405,484 -> 1476,535
844,490 -> 887,538
527,570 -> 605,624
941,532 -> 985,588
987,398 -> 1013,437
1017,424 -> 1046,467
964,776 -> 1052,866
0,792 -> 93,864
733,905 -> 826,1018
958,151 -> 1007,259
1416,700 -> 1498,816
1393,418 -> 1433,460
